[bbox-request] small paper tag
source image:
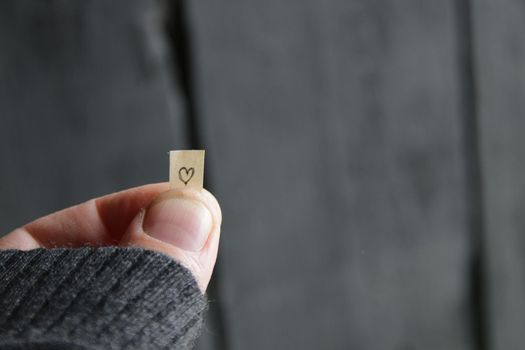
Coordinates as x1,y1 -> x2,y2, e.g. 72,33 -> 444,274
169,150 -> 205,190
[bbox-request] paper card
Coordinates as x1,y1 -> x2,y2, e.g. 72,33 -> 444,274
169,150 -> 205,190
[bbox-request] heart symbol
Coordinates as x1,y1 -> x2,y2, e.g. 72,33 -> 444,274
178,167 -> 195,185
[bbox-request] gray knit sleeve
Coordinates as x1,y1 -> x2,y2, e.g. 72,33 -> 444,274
0,247 -> 207,350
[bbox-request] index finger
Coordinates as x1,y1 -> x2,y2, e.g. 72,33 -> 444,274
0,183 -> 170,250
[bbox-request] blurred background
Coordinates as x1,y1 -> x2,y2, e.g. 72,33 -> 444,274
0,0 -> 524,349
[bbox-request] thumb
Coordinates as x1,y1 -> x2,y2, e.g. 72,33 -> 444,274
121,189 -> 222,293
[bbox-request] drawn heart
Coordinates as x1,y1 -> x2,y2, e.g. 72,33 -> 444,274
178,167 -> 195,185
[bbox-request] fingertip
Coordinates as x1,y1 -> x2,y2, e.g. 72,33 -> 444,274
122,188 -> 222,292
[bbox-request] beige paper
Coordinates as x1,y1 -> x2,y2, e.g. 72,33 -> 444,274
169,150 -> 205,190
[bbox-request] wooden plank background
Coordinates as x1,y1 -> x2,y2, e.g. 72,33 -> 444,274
0,0 -> 189,225
471,0 -> 525,349
188,0 -> 474,349
0,0 -> 523,349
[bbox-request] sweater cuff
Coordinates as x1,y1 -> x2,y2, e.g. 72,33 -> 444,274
0,247 -> 207,350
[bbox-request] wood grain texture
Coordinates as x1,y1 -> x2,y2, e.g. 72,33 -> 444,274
187,0 -> 474,348
0,0 -> 188,233
471,1 -> 525,348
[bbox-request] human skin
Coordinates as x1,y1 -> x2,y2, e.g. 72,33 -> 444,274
0,183 -> 222,292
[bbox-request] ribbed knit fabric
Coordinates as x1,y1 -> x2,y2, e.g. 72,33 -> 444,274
0,247 -> 207,350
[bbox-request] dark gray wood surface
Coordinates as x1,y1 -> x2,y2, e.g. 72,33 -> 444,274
2,0 -> 522,349
0,0 -> 188,233
187,0 -> 475,348
471,1 -> 525,348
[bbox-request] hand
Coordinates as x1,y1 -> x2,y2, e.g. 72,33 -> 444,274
0,183 -> 222,292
